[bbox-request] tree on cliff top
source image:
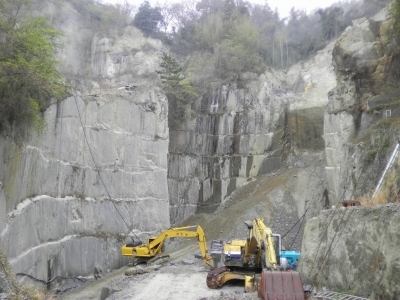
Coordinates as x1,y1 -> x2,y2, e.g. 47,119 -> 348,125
133,1 -> 164,36
0,0 -> 67,134
157,52 -> 198,130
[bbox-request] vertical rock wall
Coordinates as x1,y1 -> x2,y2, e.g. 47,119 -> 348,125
169,39 -> 337,225
299,204 -> 400,299
168,74 -> 288,225
0,90 -> 169,283
298,10 -> 400,298
0,3 -> 170,283
324,9 -> 399,203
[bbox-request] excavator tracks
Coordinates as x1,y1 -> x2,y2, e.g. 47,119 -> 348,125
206,266 -> 228,289
146,255 -> 170,266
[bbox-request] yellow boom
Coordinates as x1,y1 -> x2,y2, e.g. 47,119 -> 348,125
121,225 -> 213,267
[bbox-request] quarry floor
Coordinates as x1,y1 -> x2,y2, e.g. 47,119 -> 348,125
57,242 -> 260,300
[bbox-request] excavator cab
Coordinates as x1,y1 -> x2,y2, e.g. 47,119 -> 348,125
206,219 -> 306,299
124,238 -> 142,248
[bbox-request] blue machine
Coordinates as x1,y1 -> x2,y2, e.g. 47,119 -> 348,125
280,250 -> 301,270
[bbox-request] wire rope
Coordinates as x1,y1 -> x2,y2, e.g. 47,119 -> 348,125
73,93 -> 141,242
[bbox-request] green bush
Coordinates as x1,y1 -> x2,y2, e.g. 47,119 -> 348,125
0,3 -> 68,133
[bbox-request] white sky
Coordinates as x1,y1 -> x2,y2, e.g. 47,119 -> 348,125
102,0 -> 341,19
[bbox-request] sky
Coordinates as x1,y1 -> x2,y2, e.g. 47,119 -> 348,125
102,0 -> 340,19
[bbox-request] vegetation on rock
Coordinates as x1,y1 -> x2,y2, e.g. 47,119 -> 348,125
133,1 -> 164,36
391,0 -> 400,32
98,0 -> 380,95
0,0 -> 68,134
157,52 -> 198,130
66,0 -> 134,34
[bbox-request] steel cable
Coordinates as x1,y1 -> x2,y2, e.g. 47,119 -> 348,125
73,93 -> 141,242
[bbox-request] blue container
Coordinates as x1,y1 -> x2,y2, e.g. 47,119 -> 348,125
280,250 -> 300,270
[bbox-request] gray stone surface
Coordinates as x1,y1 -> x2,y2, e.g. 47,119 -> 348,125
1,2 -> 398,297
0,15 -> 170,283
323,8 -> 399,204
168,42 -> 336,225
299,204 -> 400,299
0,92 -> 169,285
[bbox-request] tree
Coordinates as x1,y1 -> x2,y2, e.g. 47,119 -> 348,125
196,0 -> 225,20
157,53 -> 198,130
317,7 -> 344,41
249,4 -> 280,66
67,0 -> 134,33
157,52 -> 182,88
391,0 -> 400,33
133,1 -> 164,35
286,8 -> 323,65
214,17 -> 263,81
0,0 -> 67,133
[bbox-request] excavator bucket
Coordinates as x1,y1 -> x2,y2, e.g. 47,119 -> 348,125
258,271 -> 305,300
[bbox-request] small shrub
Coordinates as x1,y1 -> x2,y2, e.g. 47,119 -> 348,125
365,148 -> 378,163
376,117 -> 400,128
359,190 -> 388,206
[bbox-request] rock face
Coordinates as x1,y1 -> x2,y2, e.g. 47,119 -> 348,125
324,9 -> 400,203
0,2 -> 169,284
0,90 -> 169,284
168,41 -> 336,225
297,9 -> 400,298
168,73 -> 288,224
299,204 -> 400,299
1,1 -> 398,295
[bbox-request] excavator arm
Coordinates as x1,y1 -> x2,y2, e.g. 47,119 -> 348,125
249,218 -> 278,270
207,218 -> 306,299
121,225 -> 213,267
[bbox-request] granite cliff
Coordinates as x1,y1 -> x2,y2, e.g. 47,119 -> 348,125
0,2 -> 399,299
299,8 -> 400,298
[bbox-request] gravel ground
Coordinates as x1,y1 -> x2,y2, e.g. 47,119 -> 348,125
58,243 -> 261,300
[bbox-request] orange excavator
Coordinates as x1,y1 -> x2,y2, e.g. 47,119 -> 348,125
206,218 -> 306,299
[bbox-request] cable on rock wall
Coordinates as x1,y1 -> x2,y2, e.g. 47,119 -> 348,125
16,273 -> 86,285
306,165 -> 366,291
73,93 -> 142,243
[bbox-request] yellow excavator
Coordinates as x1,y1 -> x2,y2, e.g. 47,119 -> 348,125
206,218 -> 306,299
121,225 -> 214,267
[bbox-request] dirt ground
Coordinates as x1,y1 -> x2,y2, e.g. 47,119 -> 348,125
57,242 -> 259,300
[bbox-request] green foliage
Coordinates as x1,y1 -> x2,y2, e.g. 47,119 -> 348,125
133,1 -> 164,36
317,7 -> 344,41
157,52 -> 182,86
157,53 -> 198,130
170,0 -> 382,77
66,0 -> 133,34
214,17 -> 263,81
187,2 -> 264,83
194,13 -> 224,52
391,0 -> 400,33
0,1 -> 67,132
366,148 -> 378,164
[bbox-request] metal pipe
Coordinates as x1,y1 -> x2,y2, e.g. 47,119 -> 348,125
373,141 -> 400,198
